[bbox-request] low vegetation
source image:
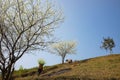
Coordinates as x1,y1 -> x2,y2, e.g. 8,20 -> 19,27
10,54 -> 120,80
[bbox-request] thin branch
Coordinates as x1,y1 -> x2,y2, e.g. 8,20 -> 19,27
17,0 -> 25,30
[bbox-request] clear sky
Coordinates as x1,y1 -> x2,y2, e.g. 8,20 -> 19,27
15,0 -> 120,69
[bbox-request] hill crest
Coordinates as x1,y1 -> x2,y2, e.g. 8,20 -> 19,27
14,54 -> 120,80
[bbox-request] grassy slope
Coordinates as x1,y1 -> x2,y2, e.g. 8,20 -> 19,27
14,54 -> 120,80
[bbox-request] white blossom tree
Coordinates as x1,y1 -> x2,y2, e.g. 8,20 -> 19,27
49,41 -> 77,64
0,0 -> 63,80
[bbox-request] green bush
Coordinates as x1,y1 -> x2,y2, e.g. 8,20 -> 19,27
19,65 -> 24,76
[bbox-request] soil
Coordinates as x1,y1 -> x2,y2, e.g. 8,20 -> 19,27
41,68 -> 72,77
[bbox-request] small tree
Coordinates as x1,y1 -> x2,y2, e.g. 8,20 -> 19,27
19,65 -> 24,77
101,37 -> 115,54
49,41 -> 77,64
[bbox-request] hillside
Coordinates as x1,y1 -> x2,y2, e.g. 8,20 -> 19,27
13,54 -> 120,80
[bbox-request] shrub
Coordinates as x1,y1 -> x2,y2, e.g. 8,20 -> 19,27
19,65 -> 24,77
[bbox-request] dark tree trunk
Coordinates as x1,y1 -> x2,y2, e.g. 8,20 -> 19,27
109,49 -> 113,54
62,56 -> 65,64
1,63 -> 15,80
1,70 -> 13,80
1,69 -> 14,80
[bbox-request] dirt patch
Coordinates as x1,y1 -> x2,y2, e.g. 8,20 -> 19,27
42,68 -> 72,77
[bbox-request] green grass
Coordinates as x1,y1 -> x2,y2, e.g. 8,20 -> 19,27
1,54 -> 120,80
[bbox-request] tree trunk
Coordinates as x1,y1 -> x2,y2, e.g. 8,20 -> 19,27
1,64 -> 15,80
62,57 -> 65,64
1,69 -> 14,80
110,49 -> 113,54
1,70 -> 5,80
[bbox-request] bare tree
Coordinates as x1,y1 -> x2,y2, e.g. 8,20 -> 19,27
0,0 -> 63,80
101,37 -> 115,54
49,41 -> 77,64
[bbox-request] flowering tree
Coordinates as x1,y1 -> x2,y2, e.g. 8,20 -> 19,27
49,41 -> 77,64
0,0 -> 63,80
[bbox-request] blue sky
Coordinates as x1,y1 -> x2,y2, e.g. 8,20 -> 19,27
15,0 -> 120,69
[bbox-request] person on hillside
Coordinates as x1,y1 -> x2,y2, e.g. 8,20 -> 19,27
38,64 -> 43,76
37,59 -> 45,76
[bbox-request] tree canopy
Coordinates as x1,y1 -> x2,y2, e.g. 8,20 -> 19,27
49,41 -> 77,64
0,0 -> 63,80
101,37 -> 115,54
